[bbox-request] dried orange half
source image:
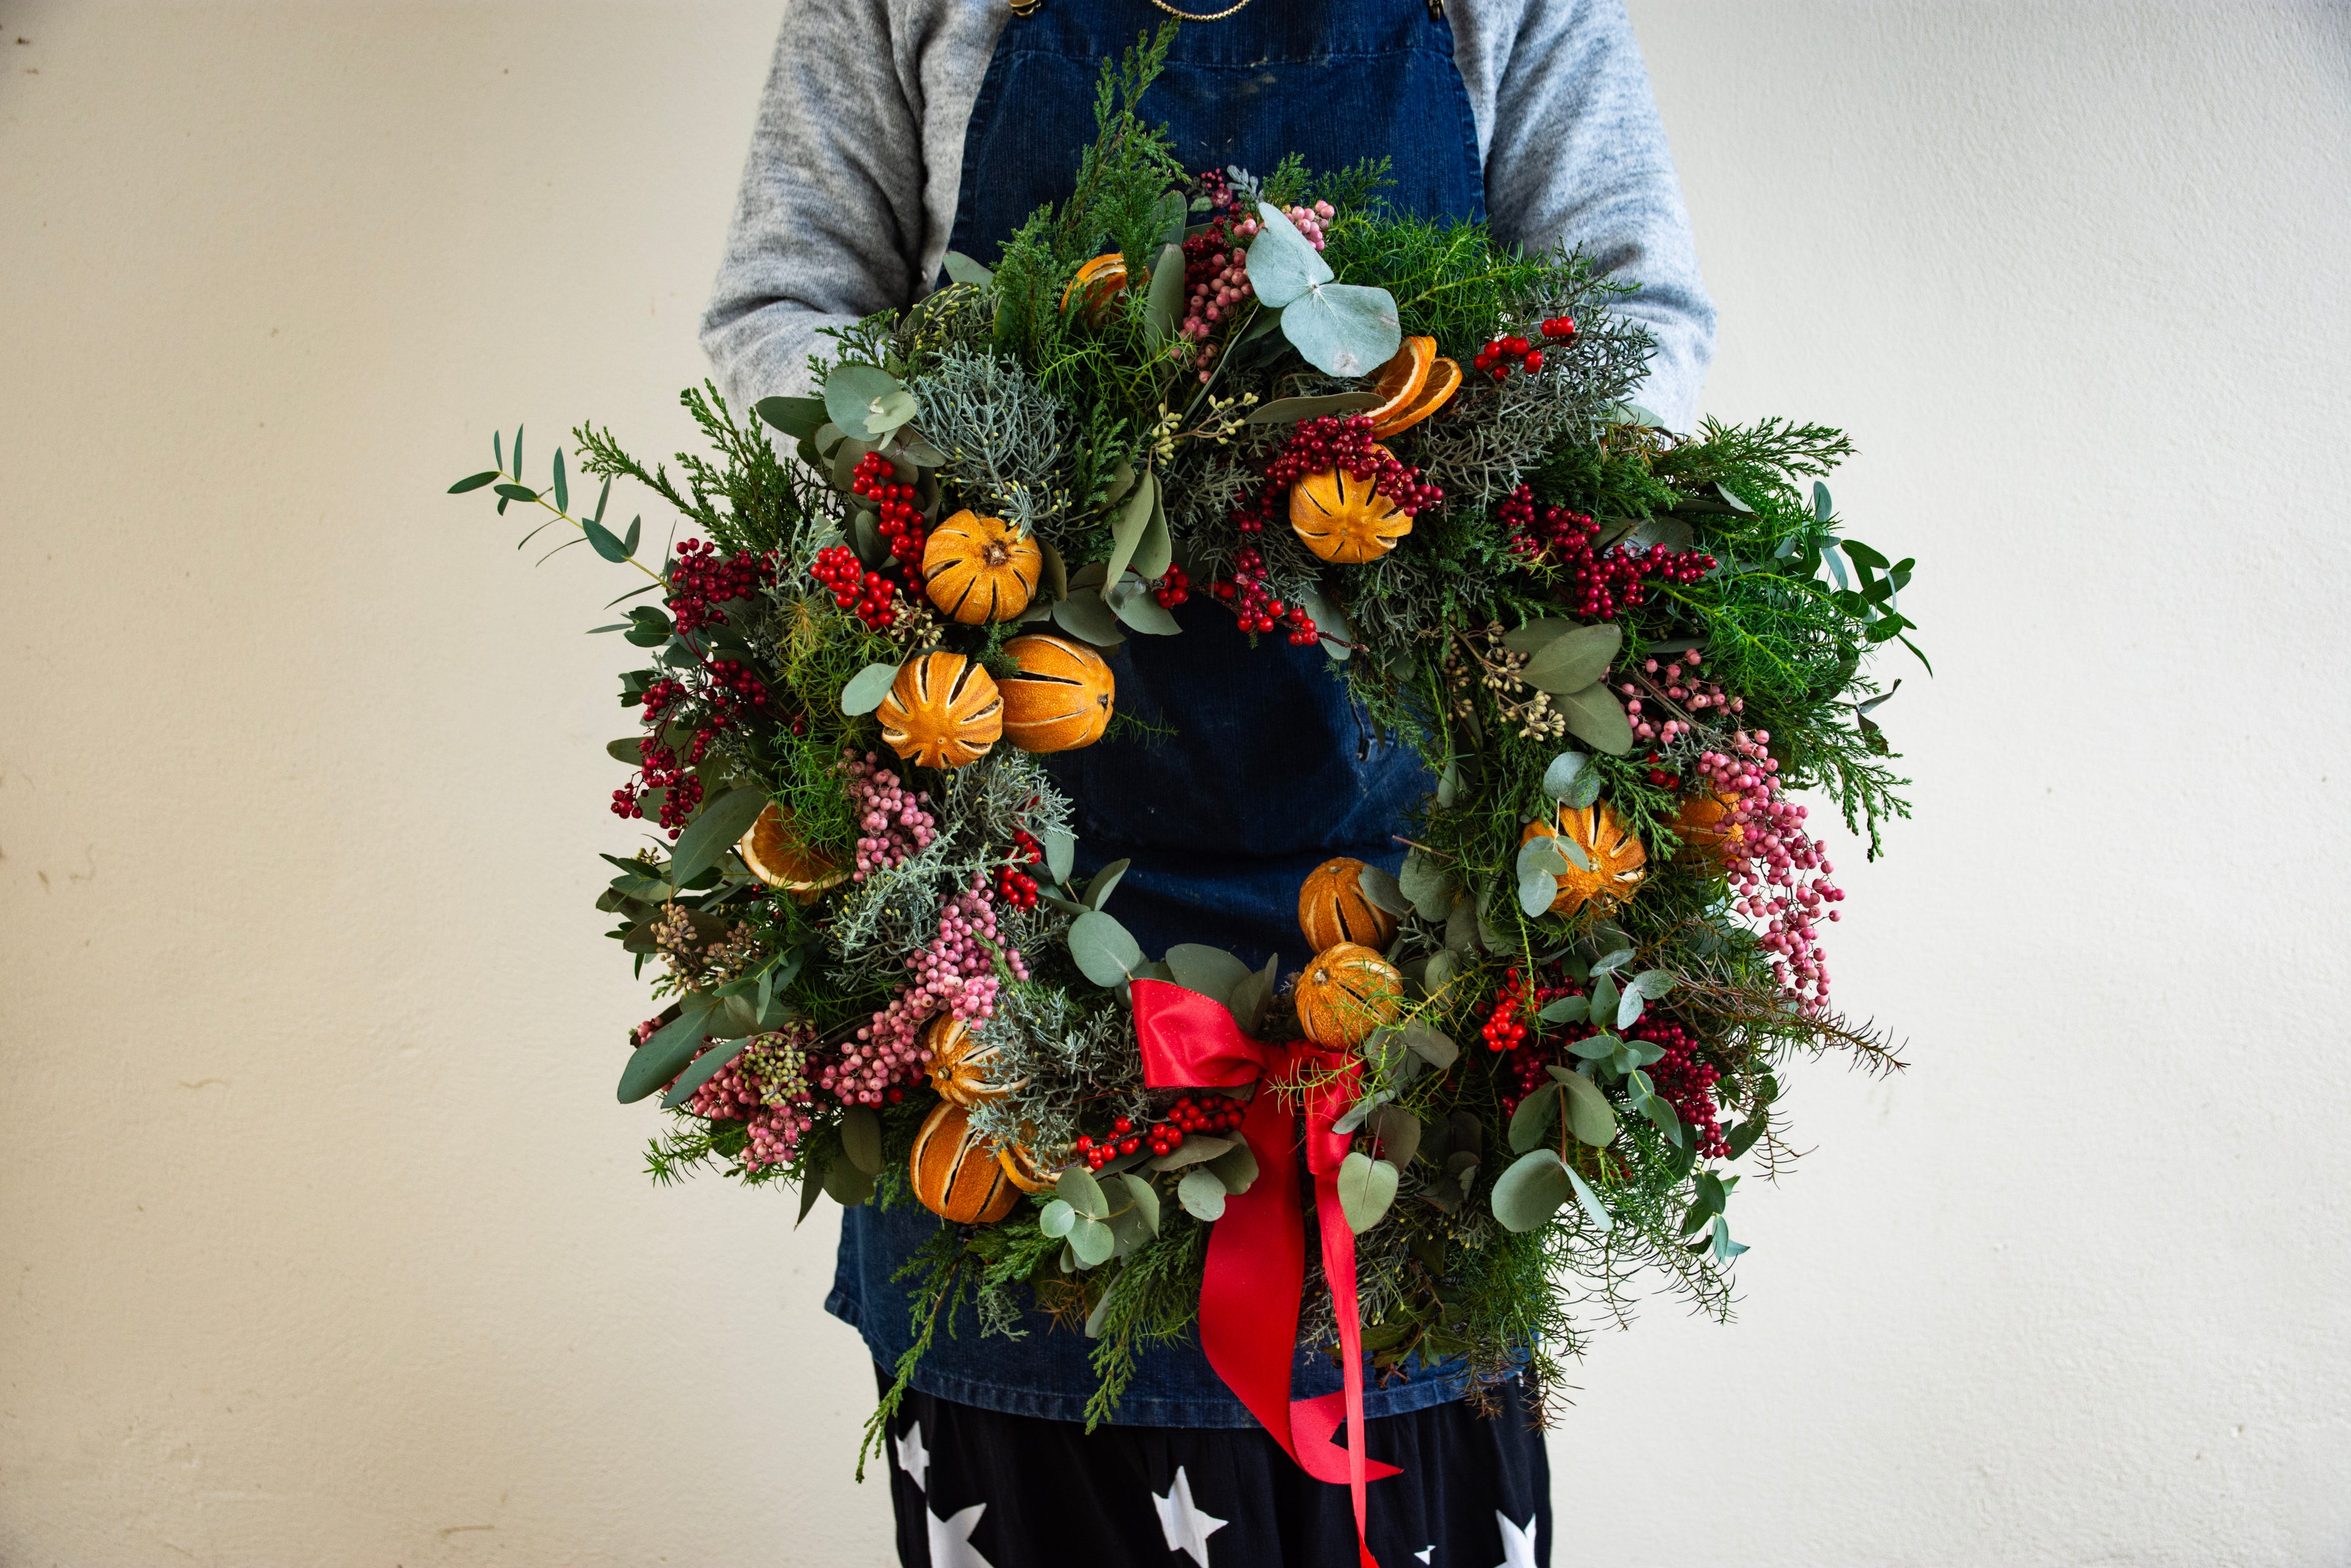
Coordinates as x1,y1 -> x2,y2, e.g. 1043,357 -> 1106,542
1373,354 -> 1462,438
1060,253 -> 1128,323
738,802 -> 847,899
1362,336 -> 1434,428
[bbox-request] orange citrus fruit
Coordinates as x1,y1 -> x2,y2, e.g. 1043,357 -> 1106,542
738,802 -> 847,899
1362,336 -> 1434,428
1373,354 -> 1462,438
1060,254 -> 1128,323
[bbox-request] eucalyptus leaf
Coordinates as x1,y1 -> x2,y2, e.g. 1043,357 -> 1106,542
1164,943 -> 1251,1008
1520,623 -> 1622,694
1144,242 -> 1187,345
1178,1166 -> 1228,1221
840,1105 -> 883,1176
669,787 -> 771,887
755,394 -> 830,441
1557,1070 -> 1619,1147
1590,945 -> 1635,975
1242,202 -> 1334,306
1507,1082 -> 1561,1155
1281,281 -> 1402,378
1423,947 -> 1460,994
1247,392 -> 1385,425
1119,1171 -> 1161,1236
822,1156 -> 874,1207
1401,1019 -> 1459,1070
1554,683 -> 1635,755
1226,955 -> 1278,1034
1051,588 -> 1127,648
1813,480 -> 1835,523
1517,867 -> 1558,919
618,999 -> 719,1105
1357,865 -> 1411,918
1565,1168 -> 1614,1232
1337,1153 -> 1400,1233
1106,576 -> 1181,636
1148,1134 -> 1236,1172
1207,1138 -> 1259,1195
1067,909 -> 1143,986
1041,828 -> 1076,885
1367,1104 -> 1422,1169
943,250 -> 994,287
1102,470 -> 1158,588
891,426 -> 947,467
1068,1215 -> 1115,1267
1491,1148 -> 1573,1232
1132,494 -> 1173,582
1541,752 -> 1591,801
823,364 -> 904,441
839,661 -> 900,716
1538,994 -> 1589,1026
1038,537 -> 1069,602
1292,577 -> 1352,660
1057,1166 -> 1107,1217
1398,851 -> 1457,921
1084,858 -> 1131,911
1589,973 -> 1621,1026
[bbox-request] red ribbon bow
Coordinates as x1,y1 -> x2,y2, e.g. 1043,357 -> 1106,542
1131,978 -> 1399,1568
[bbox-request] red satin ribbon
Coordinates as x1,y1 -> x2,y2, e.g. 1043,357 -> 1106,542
1131,978 -> 1398,1568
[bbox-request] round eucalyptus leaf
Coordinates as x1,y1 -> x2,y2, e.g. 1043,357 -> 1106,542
823,364 -> 902,441
1357,865 -> 1411,918
1337,1152 -> 1400,1234
1553,683 -> 1634,755
1051,588 -> 1127,648
1541,752 -> 1591,801
1491,1148 -> 1573,1233
1039,1198 -> 1077,1239
1506,1080 -> 1562,1155
839,661 -> 901,716
1068,1214 -> 1116,1267
1177,1166 -> 1228,1221
1280,282 -> 1401,378
1521,623 -> 1622,694
1068,909 -> 1143,988
1056,1166 -> 1108,1218
1243,202 -> 1333,307
1164,943 -> 1253,1008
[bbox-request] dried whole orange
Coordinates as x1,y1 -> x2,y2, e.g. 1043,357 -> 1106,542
924,1013 -> 1025,1106
1290,461 -> 1412,565
909,1100 -> 1019,1225
1297,856 -> 1398,953
1670,789 -> 1747,867
1060,253 -> 1128,324
999,633 -> 1115,752
877,651 -> 1003,770
1521,803 -> 1648,917
923,510 -> 1043,625
1373,354 -> 1461,438
1294,941 -> 1404,1049
737,802 -> 846,901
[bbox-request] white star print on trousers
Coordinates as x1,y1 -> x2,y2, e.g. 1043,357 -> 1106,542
1494,1509 -> 1539,1568
894,1420 -> 930,1493
1151,1465 -> 1228,1567
928,1501 -> 994,1568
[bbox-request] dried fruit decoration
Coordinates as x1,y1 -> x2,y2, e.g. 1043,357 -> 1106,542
736,802 -> 847,901
923,1013 -> 1026,1106
922,510 -> 1043,625
1521,803 -> 1649,917
876,651 -> 1003,770
1294,942 -> 1405,1049
1290,463 -> 1413,564
909,1100 -> 1019,1224
1297,856 -> 1398,953
998,633 -> 1116,752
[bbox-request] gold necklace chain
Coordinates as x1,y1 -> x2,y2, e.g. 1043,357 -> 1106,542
1148,0 -> 1255,20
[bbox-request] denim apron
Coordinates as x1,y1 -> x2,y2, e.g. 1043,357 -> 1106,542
830,0 -> 1487,1427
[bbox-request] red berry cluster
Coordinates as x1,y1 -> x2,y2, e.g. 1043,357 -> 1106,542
1643,752 -> 1679,789
1474,318 -> 1575,383
1075,1117 -> 1142,1169
995,827 -> 1043,909
809,544 -> 901,630
1636,1020 -> 1728,1158
667,538 -> 777,636
704,658 -> 771,726
1480,965 -> 1586,1054
1496,484 -> 1717,620
851,452 -> 927,566
1073,1095 -> 1246,1168
1229,416 -> 1442,535
1209,547 -> 1319,644
1152,563 -> 1191,609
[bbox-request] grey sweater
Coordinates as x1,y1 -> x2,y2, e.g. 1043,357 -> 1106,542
700,0 -> 1716,428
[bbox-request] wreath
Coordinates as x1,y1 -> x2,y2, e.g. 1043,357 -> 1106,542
451,34 -> 1918,1501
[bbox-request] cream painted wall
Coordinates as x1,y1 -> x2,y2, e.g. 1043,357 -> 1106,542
2,3 -> 2345,1564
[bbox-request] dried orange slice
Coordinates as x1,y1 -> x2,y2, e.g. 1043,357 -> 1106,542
1362,336 -> 1434,430
1290,464 -> 1412,564
1060,253 -> 1128,323
738,802 -> 847,899
1373,354 -> 1461,438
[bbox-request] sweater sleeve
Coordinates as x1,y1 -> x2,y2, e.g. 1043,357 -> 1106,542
1469,0 -> 1717,430
699,2 -> 933,407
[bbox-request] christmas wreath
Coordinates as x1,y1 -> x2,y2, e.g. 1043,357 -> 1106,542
453,34 -> 1918,1524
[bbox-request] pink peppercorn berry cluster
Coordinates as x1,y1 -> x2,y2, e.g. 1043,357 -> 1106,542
851,451 -> 928,567
1209,547 -> 1318,643
1074,1093 -> 1246,1169
1177,217 -> 1253,380
686,1026 -> 819,1172
996,827 -> 1043,909
1692,729 -> 1844,1011
1231,416 -> 1443,536
1623,648 -> 1741,751
809,544 -> 901,631
1635,1019 -> 1728,1159
1497,484 -> 1717,620
823,879 -> 1030,1108
839,749 -> 937,880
